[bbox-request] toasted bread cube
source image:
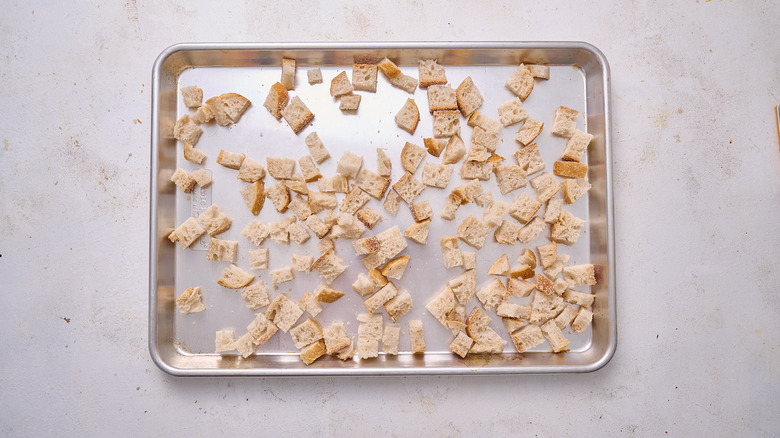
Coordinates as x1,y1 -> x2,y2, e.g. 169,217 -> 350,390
357,313 -> 383,359
383,189 -> 401,215
551,106 -> 579,138
541,320 -> 570,353
511,324 -> 545,353
427,84 -> 458,113
563,264 -> 598,286
502,318 -> 527,335
401,142 -> 426,174
392,172 -> 425,204
190,171 -> 212,190
562,178 -> 592,204
280,57 -> 296,90
173,114 -> 203,145
340,187 -> 370,215
290,318 -> 323,350
470,327 -> 507,354
472,126 -> 500,152
180,85 -> 202,108
307,68 -> 323,84
563,289 -> 595,308
530,290 -> 566,324
551,209 -> 586,245
297,155 -> 322,183
476,278 -> 510,311
299,339 -> 326,365
168,217 -> 206,249
515,118 -> 544,146
440,192 -> 462,221
468,110 -> 502,134
488,254 -> 511,276
206,238 -> 238,262
217,264 -> 254,289
352,273 -> 377,297
384,290 -> 413,322
554,161 -> 588,179
356,207 -> 381,229
457,216 -> 491,249
421,162 -> 454,189
266,157 -> 296,180
409,320 -> 426,353
303,215 -> 330,239
452,179 -> 483,204
514,143 -> 545,176
389,73 -> 418,93
494,220 -> 521,244
537,242 -> 558,269
460,160 -> 492,181
571,307 -> 594,333
311,249 -> 347,284
465,307 -> 492,339
381,255 -> 410,280
536,273 -> 556,296
247,312 -> 279,345
382,325 -> 401,355
449,331 -> 474,358
410,200 -> 433,222
426,286 -> 457,325
269,266 -> 294,285
432,110 -> 460,138
170,168 -> 196,193
353,63 -> 378,92
233,333 -> 256,358
418,59 -> 447,88
424,137 -> 448,157
339,94 -> 361,111
191,103 -> 214,124
455,76 -> 483,117
240,181 -> 265,216
206,92 -> 251,127
265,181 -> 290,213
442,133 -> 466,165
527,64 -> 550,79
265,294 -> 304,332
544,254 -> 570,278
290,254 -> 314,273
395,98 -> 420,134
440,236 -> 463,268
376,148 -> 392,177
449,269 -> 477,304
554,305 -> 579,330
508,278 -> 535,298
405,219 -> 430,245
530,172 -> 562,203
215,329 -> 236,354
330,213 -> 366,239
330,71 -> 353,97
323,322 -> 351,354
505,64 -> 534,100
305,132 -> 330,164
544,198 -> 564,223
496,302 -> 532,320
217,150 -> 246,170
242,220 -> 270,246
377,57 -> 402,78
314,284 -> 345,303
281,96 -> 314,133
183,142 -> 207,164
263,82 -> 289,119
497,97 -> 529,126
308,191 -> 338,214
509,192 -> 542,224
355,169 -> 390,199
562,130 -> 594,162
241,280 -> 270,310
495,165 -> 527,195
482,200 -> 509,228
517,216 -> 546,244
176,287 -> 206,314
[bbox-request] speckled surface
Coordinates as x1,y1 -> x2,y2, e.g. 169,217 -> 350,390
1,1 -> 778,435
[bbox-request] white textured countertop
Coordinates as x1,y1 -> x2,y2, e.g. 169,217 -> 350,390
1,1 -> 778,435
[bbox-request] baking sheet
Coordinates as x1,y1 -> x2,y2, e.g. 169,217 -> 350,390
150,42 -> 615,375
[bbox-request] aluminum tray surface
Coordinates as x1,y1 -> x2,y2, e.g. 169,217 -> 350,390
150,42 -> 615,376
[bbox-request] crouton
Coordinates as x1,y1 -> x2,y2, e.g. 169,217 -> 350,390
168,217 -> 205,249
418,59 -> 447,87
442,133 -> 466,165
562,129 -> 594,162
432,110 -> 460,138
217,264 -> 255,289
392,172 -> 425,204
307,68 -> 323,84
496,302 -> 532,320
427,84 -> 458,113
395,98 -> 420,134
571,307 -> 594,333
537,242 -> 558,269
551,209 -> 586,245
448,269 -> 477,304
401,142 -> 426,174
515,118 -> 544,146
517,216 -> 546,244
440,236 -> 463,269
336,151 -> 363,179
170,168 -> 196,193
305,132 -> 330,164
311,249 -> 348,284
455,76 -> 483,117
530,172 -> 562,203
176,287 -> 206,314
357,313 -> 383,359
281,96 -> 314,133
476,278 -> 510,311
449,331 -> 474,358
217,150 -> 246,170
514,143 -> 545,176
541,320 -> 570,353
562,264 -> 598,286
421,162 -> 454,188
241,280 -> 271,310
497,97 -> 529,126
510,324 -> 545,353
544,198 -> 564,223
173,114 -> 202,145
339,94 -> 361,111
426,286 -> 457,325
356,207 -> 381,229
383,189 -> 401,215
376,148 -> 392,177
509,192 -> 542,224
505,64 -> 534,100
554,161 -> 588,179
554,305 -> 578,330
381,255 -> 410,280
308,191 -> 338,214
314,284 -> 345,303
330,71 -> 353,97
563,289 -> 595,308
488,254 -> 511,276
409,320 -> 426,353
457,216 -> 491,249
495,165 -> 527,195
460,160 -> 492,181
562,178 -> 591,204
183,142 -> 207,165
507,278 -> 535,297
340,187 -> 370,215
352,62 -> 378,92
354,169 -> 390,199
384,290 -> 413,322
206,93 -> 251,127
198,204 -> 232,236
382,325 -> 401,355
263,82 -> 289,119
494,219 -> 521,244
215,329 -> 236,354
482,200 -> 509,228
405,219 -> 430,245
551,106 -> 579,138
410,200 -> 432,222
206,238 -> 238,262
180,85 -> 202,108
323,322 -> 351,354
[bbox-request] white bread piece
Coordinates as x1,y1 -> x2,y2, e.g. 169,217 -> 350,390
377,57 -> 402,78
263,82 -> 289,119
455,76 -> 483,117
335,341 -> 355,360
355,169 -> 390,199
563,264 -> 598,286
571,307 -> 594,333
530,172 -> 562,203
281,96 -> 314,133
405,218 -> 430,245
502,318 -> 527,334
395,98 -> 420,134
449,331 -> 474,358
382,255 -> 410,280
383,189 -> 401,215
482,200 -> 509,228
307,68 -> 323,84
448,269 -> 477,304
339,95 -> 361,111
446,304 -> 467,335
270,266 -> 294,285
286,173 -> 309,194
553,278 -> 568,296
530,290 -> 566,323
515,118 -> 544,146
241,280 -> 270,310
357,312 -> 383,359
190,169 -> 212,188
505,64 -> 534,100
265,294 -> 304,332
290,318 -> 323,349
265,181 -> 290,213
242,220 -> 270,246
497,97 -> 529,126
352,62 -> 378,92
206,238 -> 238,262
180,85 -> 203,108
216,150 -> 246,170
298,156 -> 322,183
368,268 -> 389,287
426,286 -> 457,325
514,143 -> 545,176
551,106 -> 579,138
384,290 -> 413,322
289,194 -> 313,221
544,198 -> 564,223
418,59 -> 447,87
370,225 -> 408,261
329,71 -> 354,97
562,178 -> 591,204
330,213 -> 366,239
382,325 -> 401,355
494,219 -> 521,244
215,329 -> 236,354
318,237 -> 335,254
494,165 -> 527,195
170,168 -> 196,194
183,142 -> 207,165
554,305 -> 578,330
488,254 -> 511,276
466,143 -> 488,164
299,339 -> 326,365
410,200 -> 432,222
536,273 -> 556,296
457,215 -> 491,249
467,110 -> 503,134
465,307 -> 492,339
476,278 -> 510,311
551,209 -> 586,245
323,322 -> 351,354
336,151 -> 363,179
562,130 -> 594,162
537,242 -> 558,269
376,148 -> 392,177
191,103 -> 214,124
247,312 -> 279,345
424,137 -> 447,158
507,278 -> 535,298
440,192 -> 462,221
563,289 -> 595,308
509,192 -> 542,224
340,187 -> 370,215
517,216 -> 546,244
311,249 -> 348,284
462,251 -> 476,270
305,132 -> 330,164
318,174 -> 350,193
469,327 -> 507,354
291,254 -> 314,273
421,162 -> 454,189
440,235 -> 463,269
541,320 -> 570,353
516,249 -> 537,270
554,161 -> 588,179
460,160 -> 492,181
432,110 -> 460,138
544,254 -> 570,278
409,320 -> 426,353
314,284 -> 345,303
233,333 -> 256,358
168,217 -> 206,249
304,214 -> 330,239
442,133 -> 466,165
241,181 -> 266,216
176,287 -> 206,314
472,126 -> 500,152
427,84 -> 458,113
389,73 -> 418,94
452,179 -> 483,204
206,93 -> 251,126
266,157 -> 296,180
352,273 -> 377,297
281,57 -> 296,90
217,264 -> 255,289
353,236 -> 381,256
173,114 -> 203,145
237,157 -> 266,183
496,302 -> 532,320
401,142 -> 426,174
510,324 -> 545,353
527,64 -> 550,79
308,191 -> 338,214
392,172 -> 425,204
356,207 -> 381,229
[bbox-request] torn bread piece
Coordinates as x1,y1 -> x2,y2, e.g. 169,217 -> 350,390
170,168 -> 196,193
290,318 -> 323,350
281,57 -> 296,90
440,192 -> 462,221
318,174 -> 349,193
554,305 -> 578,330
508,278 -> 536,297
183,142 -> 207,165
237,157 -> 266,183
265,294 -> 304,332
562,264 -> 598,286
563,289 -> 595,308
488,254 -> 511,276
410,200 -> 433,222
206,93 -> 251,127
392,172 -> 425,204
242,220 -> 270,246
357,312 -> 383,359
352,273 -> 377,297
377,57 -> 402,78
452,179 -> 483,204
336,151 -> 363,179
265,181 -> 290,213
495,165 -> 527,195
241,281 -> 271,310
562,178 -> 592,204
502,317 -> 527,334
515,118 -> 544,146
544,198 -> 564,223
457,216 -> 491,249
281,96 -> 314,133
418,59 -> 447,87
472,126 -> 500,152
299,156 -> 322,183
206,238 -> 238,262
289,194 -> 313,221
395,98 -> 420,134
456,76 -> 483,117
240,181 -> 265,216
421,162 -> 454,189
440,236 -> 463,269
191,103 -> 214,124
530,172 -> 562,203
233,333 -> 256,358
405,219 -> 430,245
217,264 -> 255,289
427,84 -> 458,113
514,143 -> 545,176
314,284 -> 345,303
527,64 -> 550,79
476,278 -> 510,311
409,320 -> 426,353
339,94 -> 361,112
536,273 -> 556,296
376,148 -> 392,177
389,73 -> 418,93
270,266 -> 294,285
300,339 -> 327,365
544,253 -> 570,278
308,191 -> 338,214
384,290 -> 413,322
424,137 -> 447,157
330,70 -> 354,97
541,320 -> 570,353
465,307 -> 492,339
467,110 -> 502,134
509,192 -> 542,224
460,160 -> 493,181
497,97 -> 529,127
180,85 -> 203,108
305,132 -> 330,164
173,114 -> 203,145
355,169 -> 390,199
432,110 -> 460,138
318,237 -> 335,254
323,322 -> 351,354
217,150 -> 246,170
311,249 -> 348,284
330,213 -> 366,239
553,161 -> 588,179
176,287 -> 206,314
340,187 -> 370,215
247,312 -> 279,346
496,302 -> 532,320
401,142 -> 426,174
292,254 -> 314,273
263,82 -> 289,119
470,327 -> 507,354
356,207 -> 381,229
266,157 -> 296,180
537,241 -> 558,269
381,255 -> 410,280
571,307 -> 594,333
494,220 -> 521,245
551,106 -> 579,138
505,64 -> 534,101
304,214 -> 330,239
551,209 -> 586,245
449,331 -> 474,358
562,129 -> 594,162
307,68 -> 323,84
383,189 -> 401,215
530,290 -> 566,324
215,330 -> 236,354
482,200 -> 509,228
442,133 -> 466,165
426,286 -> 457,326
382,325 -> 401,355
352,61 -> 378,92
511,324 -> 545,353
448,269 -> 477,304
168,217 -> 206,249
517,216 -> 546,244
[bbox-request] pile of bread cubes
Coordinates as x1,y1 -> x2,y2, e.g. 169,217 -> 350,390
168,54 -> 599,366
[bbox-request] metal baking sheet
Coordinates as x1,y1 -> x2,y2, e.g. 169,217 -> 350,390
149,42 -> 615,376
